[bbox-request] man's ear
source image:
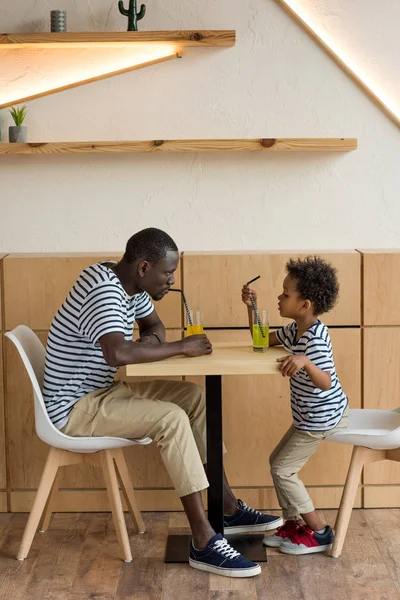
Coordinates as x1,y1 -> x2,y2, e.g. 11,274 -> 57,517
138,260 -> 150,278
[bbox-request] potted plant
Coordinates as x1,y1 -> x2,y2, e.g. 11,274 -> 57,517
9,105 -> 27,143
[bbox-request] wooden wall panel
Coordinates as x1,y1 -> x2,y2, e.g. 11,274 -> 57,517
0,254 -> 6,331
364,327 -> 400,484
0,338 -> 7,490
361,250 -> 400,326
0,256 -> 8,498
183,251 -> 360,328
187,327 -> 359,489
3,253 -> 182,330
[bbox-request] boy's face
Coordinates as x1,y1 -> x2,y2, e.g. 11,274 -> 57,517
278,275 -> 312,319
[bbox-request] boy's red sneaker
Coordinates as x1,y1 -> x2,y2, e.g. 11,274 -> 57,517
263,520 -> 300,548
279,525 -> 334,555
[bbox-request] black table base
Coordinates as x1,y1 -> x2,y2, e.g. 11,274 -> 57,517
164,374 -> 268,565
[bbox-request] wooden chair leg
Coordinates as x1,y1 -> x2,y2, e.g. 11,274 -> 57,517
39,471 -> 60,533
331,446 -> 365,558
17,447 -> 61,560
113,448 -> 145,534
101,450 -> 132,563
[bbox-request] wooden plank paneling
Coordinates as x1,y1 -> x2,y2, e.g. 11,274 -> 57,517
364,486 -> 400,508
0,338 -> 7,490
9,486 -> 359,513
183,251 -> 360,328
0,254 -> 6,331
187,328 -> 360,488
0,492 -> 7,512
3,253 -> 182,330
361,250 -> 400,325
364,327 -> 400,484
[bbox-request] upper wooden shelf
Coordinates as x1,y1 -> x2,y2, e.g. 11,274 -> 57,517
0,138 -> 357,155
0,30 -> 236,48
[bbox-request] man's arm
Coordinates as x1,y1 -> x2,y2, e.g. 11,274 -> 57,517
100,331 -> 212,367
136,310 -> 165,344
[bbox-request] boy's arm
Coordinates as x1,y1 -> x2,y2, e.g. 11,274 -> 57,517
277,355 -> 331,390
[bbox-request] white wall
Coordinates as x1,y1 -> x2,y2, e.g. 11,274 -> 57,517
0,0 -> 399,252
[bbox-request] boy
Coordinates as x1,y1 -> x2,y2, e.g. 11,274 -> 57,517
241,256 -> 348,555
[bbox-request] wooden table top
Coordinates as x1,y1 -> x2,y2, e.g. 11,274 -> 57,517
125,342 -> 289,377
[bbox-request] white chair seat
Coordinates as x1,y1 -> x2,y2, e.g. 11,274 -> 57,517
329,409 -> 400,450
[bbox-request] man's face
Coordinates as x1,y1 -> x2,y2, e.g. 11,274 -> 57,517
139,250 -> 179,301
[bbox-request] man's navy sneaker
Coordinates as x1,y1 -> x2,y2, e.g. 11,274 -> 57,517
189,533 -> 261,578
224,499 -> 283,534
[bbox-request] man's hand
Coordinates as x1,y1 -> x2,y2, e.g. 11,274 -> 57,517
181,334 -> 213,357
277,354 -> 309,377
242,285 -> 257,307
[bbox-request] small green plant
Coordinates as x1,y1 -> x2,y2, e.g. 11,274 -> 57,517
9,105 -> 27,127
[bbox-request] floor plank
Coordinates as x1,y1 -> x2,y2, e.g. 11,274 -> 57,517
0,510 -> 397,599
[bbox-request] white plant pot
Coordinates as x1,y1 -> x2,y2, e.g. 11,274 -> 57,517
9,126 -> 27,143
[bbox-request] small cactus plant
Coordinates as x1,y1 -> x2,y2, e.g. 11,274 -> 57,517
118,0 -> 146,31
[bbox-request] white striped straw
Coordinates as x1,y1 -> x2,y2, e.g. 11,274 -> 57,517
250,295 -> 265,337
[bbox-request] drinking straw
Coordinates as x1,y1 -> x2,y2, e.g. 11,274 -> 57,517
246,275 -> 265,338
169,288 -> 193,326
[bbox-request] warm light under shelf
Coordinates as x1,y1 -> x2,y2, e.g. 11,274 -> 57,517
0,30 -> 236,108
0,45 -> 178,108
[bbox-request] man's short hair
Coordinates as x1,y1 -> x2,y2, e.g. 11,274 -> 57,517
124,228 -> 178,264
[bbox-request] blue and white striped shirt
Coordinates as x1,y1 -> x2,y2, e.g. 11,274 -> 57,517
275,321 -> 348,431
43,262 -> 154,430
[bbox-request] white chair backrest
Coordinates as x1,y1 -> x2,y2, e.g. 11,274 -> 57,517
4,325 -> 62,446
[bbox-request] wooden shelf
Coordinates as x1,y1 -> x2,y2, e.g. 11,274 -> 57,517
0,30 -> 236,108
0,30 -> 236,48
0,138 -> 357,155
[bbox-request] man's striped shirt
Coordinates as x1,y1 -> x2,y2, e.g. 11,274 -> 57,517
43,263 -> 154,430
275,321 -> 348,431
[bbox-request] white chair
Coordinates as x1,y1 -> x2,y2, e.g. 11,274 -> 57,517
328,408 -> 400,557
5,325 -> 152,563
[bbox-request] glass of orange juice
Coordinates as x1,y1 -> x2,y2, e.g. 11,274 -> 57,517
187,310 -> 204,336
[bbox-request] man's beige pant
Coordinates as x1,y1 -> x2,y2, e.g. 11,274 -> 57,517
269,410 -> 349,520
61,380 -> 209,497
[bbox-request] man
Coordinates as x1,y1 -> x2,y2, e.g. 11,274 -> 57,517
43,228 -> 281,577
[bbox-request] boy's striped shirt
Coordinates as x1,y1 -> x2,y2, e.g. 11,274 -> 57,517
42,263 -> 154,430
275,321 -> 348,431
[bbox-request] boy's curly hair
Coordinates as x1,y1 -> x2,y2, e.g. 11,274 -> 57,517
286,256 -> 339,315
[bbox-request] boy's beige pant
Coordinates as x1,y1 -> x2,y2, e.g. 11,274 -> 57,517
61,380 -> 210,497
269,410 -> 349,520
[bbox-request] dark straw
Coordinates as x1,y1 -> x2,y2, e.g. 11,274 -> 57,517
169,289 -> 193,326
245,275 -> 265,338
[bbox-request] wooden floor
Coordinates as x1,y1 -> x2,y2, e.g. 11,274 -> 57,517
0,509 -> 399,599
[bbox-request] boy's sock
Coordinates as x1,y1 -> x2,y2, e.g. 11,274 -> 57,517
316,527 -> 326,534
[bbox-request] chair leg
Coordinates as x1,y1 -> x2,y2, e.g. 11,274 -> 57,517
39,471 -> 60,533
17,447 -> 61,560
100,450 -> 132,563
113,448 -> 145,534
331,446 -> 365,558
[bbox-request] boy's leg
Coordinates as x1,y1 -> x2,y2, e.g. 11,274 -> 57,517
270,427 -> 325,527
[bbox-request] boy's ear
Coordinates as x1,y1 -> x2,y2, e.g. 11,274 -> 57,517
302,299 -> 312,312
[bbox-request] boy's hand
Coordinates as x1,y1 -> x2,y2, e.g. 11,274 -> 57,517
277,354 -> 309,377
242,284 -> 257,307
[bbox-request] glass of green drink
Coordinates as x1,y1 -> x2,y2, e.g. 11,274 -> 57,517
252,309 -> 269,352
